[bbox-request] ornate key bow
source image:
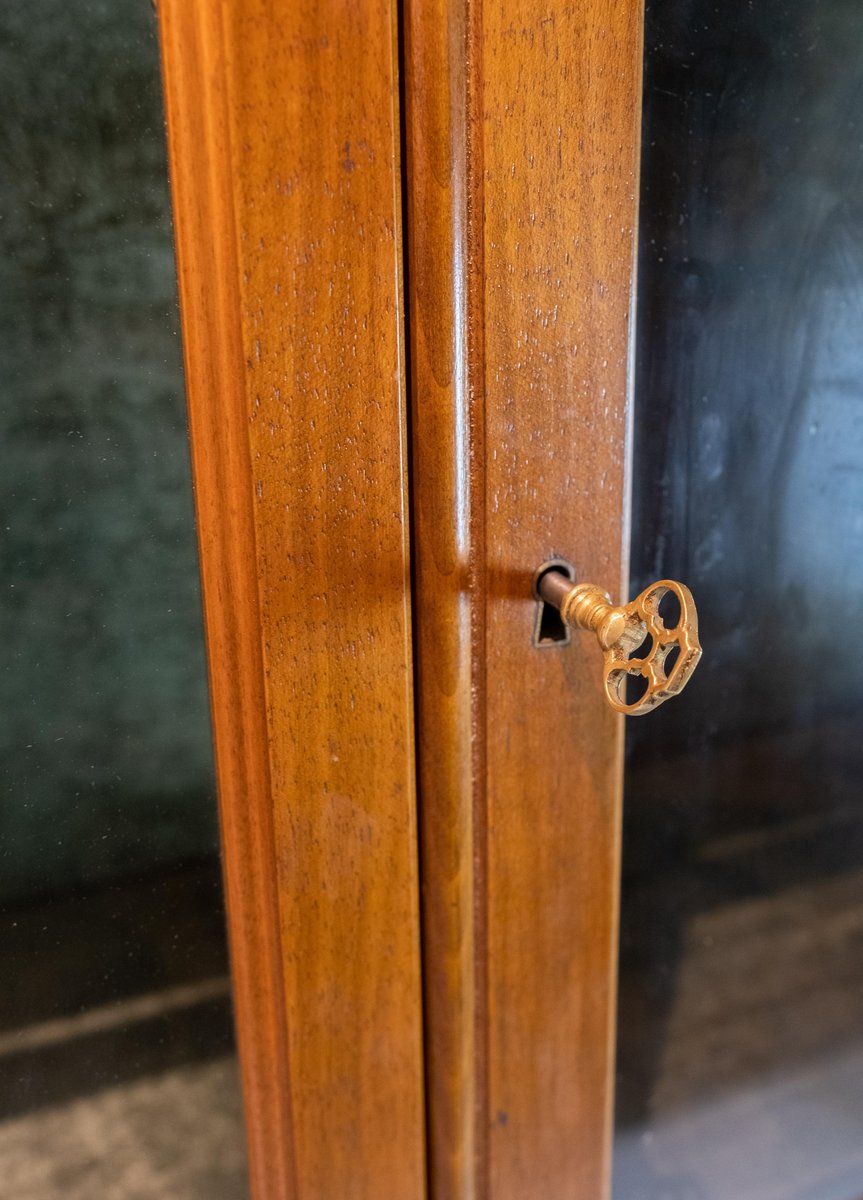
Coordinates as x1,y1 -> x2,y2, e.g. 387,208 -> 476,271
536,572 -> 702,715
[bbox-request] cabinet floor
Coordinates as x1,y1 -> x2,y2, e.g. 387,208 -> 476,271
0,1057 -> 248,1200
616,856 -> 863,1200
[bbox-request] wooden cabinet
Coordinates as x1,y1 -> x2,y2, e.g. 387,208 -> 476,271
159,3 -> 643,1198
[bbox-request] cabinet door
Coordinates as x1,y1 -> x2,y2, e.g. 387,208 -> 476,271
404,3 -> 644,1198
158,3 -> 426,1199
407,3 -> 863,1200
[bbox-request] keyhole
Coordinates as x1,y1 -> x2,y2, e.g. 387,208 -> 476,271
532,559 -> 575,647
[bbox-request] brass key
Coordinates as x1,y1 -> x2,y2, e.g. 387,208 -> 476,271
536,571 -> 702,715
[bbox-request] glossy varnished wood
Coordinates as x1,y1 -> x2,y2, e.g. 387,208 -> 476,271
405,3 -> 644,1197
403,3 -> 485,1197
158,4 -> 425,1198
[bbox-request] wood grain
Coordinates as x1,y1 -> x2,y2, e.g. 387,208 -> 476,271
403,3 -> 485,1197
158,3 -> 426,1198
404,2 -> 644,1197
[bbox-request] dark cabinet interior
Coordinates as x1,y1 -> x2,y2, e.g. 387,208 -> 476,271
617,3 -> 863,1196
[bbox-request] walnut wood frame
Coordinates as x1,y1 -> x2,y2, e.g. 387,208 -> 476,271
159,3 -> 426,1198
159,0 -> 643,1197
404,2 -> 643,1197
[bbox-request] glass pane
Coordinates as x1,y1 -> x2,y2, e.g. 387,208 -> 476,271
0,1 -> 247,1195
615,2 -> 863,1198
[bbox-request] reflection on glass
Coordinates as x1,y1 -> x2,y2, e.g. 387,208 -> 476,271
615,3 -> 863,1198
0,1 -> 247,1195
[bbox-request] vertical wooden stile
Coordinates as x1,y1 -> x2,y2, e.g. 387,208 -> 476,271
158,2 -> 427,1197
404,2 -> 644,1197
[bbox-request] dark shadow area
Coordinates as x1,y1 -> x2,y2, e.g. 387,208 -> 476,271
616,2 -> 863,1197
0,858 -> 234,1119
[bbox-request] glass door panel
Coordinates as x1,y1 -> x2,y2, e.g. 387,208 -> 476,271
0,2 -> 247,1195
615,3 -> 863,1198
